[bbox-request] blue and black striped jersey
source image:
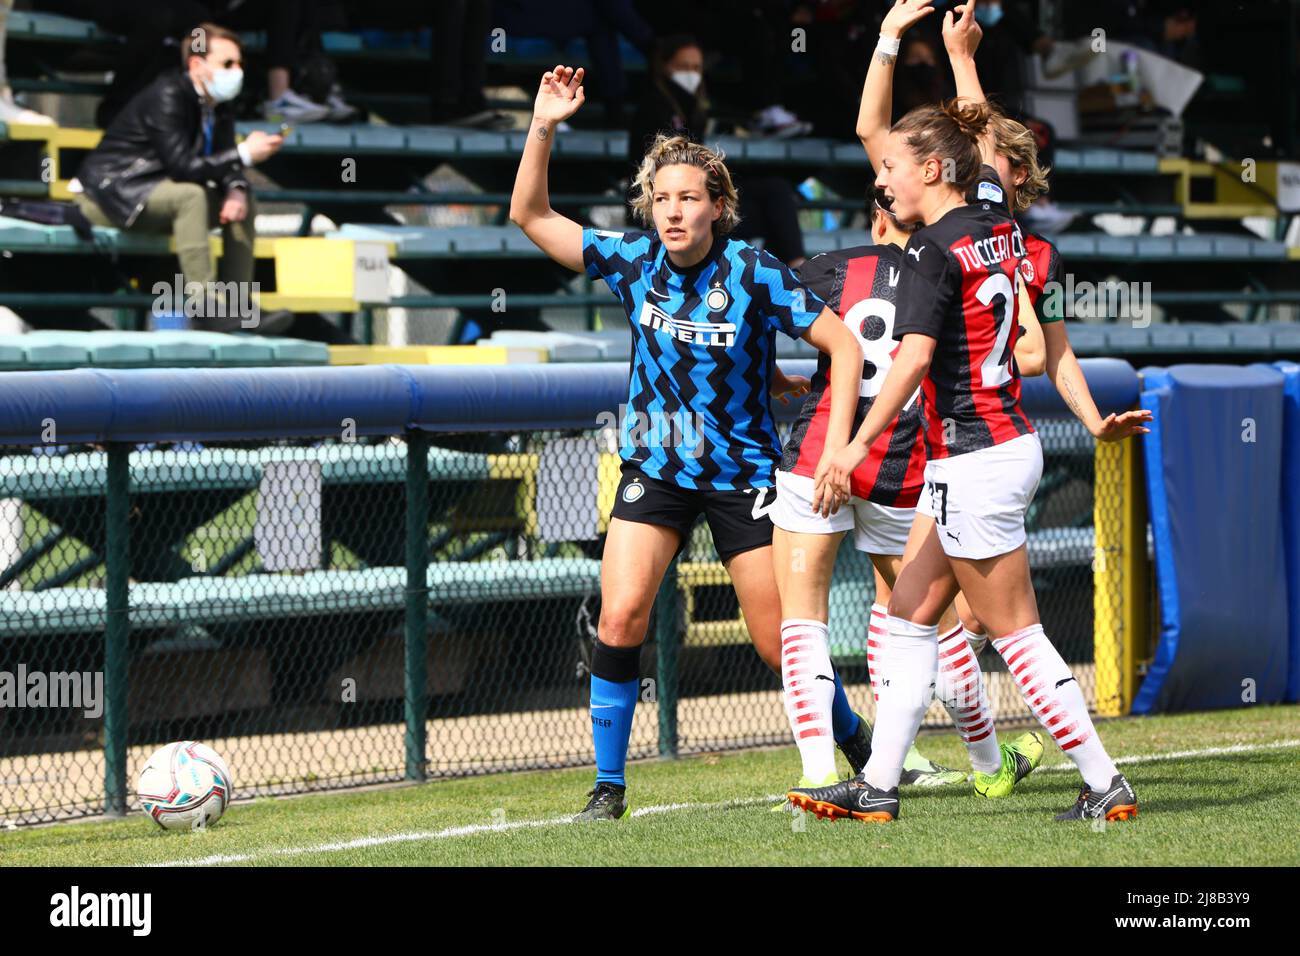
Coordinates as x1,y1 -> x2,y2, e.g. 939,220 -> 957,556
583,227 -> 823,490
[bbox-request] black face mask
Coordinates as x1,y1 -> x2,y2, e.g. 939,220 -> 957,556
900,62 -> 938,94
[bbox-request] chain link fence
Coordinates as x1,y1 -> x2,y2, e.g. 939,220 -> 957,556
0,410 -> 1135,825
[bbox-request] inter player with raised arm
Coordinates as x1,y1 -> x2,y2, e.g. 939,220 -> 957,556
790,85 -> 1151,823
510,65 -> 864,821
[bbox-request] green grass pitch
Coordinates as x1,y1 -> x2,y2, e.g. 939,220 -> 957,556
4,705 -> 1297,866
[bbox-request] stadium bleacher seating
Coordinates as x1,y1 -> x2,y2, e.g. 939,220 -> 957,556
0,10 -> 1296,356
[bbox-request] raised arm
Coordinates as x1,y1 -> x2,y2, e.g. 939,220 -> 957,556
1043,322 -> 1152,440
509,65 -> 586,272
941,1 -> 998,167
856,0 -> 936,169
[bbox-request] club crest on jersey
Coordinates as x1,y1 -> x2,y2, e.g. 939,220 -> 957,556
977,181 -> 1004,204
638,300 -> 737,347
622,481 -> 645,503
705,287 -> 730,312
1018,257 -> 1036,284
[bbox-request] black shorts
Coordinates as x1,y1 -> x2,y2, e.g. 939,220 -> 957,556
610,465 -> 775,562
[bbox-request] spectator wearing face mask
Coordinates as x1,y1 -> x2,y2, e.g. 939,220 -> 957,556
892,33 -> 946,117
72,23 -> 290,332
968,0 -> 1050,115
627,35 -> 807,266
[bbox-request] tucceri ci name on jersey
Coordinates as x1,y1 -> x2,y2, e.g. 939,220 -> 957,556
944,221 -> 1027,274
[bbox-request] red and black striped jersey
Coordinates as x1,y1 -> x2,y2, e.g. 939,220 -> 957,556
780,244 -> 925,507
961,172 -> 1062,317
892,175 -> 1036,459
1020,231 -> 1062,318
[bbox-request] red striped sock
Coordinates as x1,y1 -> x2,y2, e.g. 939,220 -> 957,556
861,615 -> 937,791
781,618 -> 837,782
992,623 -> 1118,789
866,603 -> 888,703
936,624 -> 1000,775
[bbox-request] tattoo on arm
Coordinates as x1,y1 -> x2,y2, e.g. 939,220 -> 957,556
874,51 -> 897,67
535,124 -> 550,141
1062,373 -> 1086,420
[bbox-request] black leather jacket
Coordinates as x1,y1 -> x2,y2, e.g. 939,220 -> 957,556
78,69 -> 248,228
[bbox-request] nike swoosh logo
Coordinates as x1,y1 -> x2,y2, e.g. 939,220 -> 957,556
814,674 -> 835,682
591,704 -> 616,709
856,797 -> 895,808
1054,677 -> 1076,689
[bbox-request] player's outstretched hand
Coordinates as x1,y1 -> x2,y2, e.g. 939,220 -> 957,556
771,371 -> 811,406
812,440 -> 868,517
882,0 -> 937,39
1092,409 -> 1154,442
533,65 -> 586,124
943,1 -> 984,60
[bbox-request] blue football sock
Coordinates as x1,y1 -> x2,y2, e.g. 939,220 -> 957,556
591,675 -> 638,787
831,668 -> 860,744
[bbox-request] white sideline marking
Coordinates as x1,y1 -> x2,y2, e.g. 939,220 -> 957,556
145,739 -> 1300,867
1038,738 -> 1300,772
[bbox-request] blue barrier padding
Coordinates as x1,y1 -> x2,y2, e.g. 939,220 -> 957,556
0,369 -> 116,445
93,366 -> 414,442
1133,364 -> 1289,713
0,358 -> 1139,444
403,363 -> 632,432
1021,357 -> 1141,417
1271,361 -> 1300,702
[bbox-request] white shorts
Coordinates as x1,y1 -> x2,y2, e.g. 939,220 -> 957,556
917,432 -> 1043,560
770,469 -> 914,556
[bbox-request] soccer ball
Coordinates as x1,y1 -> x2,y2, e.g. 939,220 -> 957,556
136,741 -> 233,830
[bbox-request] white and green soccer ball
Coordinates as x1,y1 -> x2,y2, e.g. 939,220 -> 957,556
137,741 -> 233,831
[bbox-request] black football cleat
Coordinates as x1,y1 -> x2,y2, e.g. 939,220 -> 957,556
575,782 -> 630,821
836,713 -> 873,776
788,773 -> 899,822
1054,773 -> 1138,822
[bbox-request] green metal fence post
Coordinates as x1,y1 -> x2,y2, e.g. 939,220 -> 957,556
655,556 -> 679,758
103,442 -> 130,816
404,429 -> 430,780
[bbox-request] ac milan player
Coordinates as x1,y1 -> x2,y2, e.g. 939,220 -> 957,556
791,18 -> 1151,822
769,188 -> 1044,803
855,0 -> 1062,663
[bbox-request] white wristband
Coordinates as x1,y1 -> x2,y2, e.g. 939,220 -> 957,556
876,34 -> 901,56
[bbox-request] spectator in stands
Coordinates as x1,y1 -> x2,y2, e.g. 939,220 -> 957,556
0,0 -> 53,123
628,35 -> 806,267
37,0 -> 354,126
637,0 -> 813,137
964,0 -> 1051,116
496,0 -> 654,124
216,0 -> 358,122
70,23 -> 291,333
893,33 -> 946,117
429,0 -> 508,128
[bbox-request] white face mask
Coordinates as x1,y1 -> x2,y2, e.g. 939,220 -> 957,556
670,70 -> 703,96
206,66 -> 244,104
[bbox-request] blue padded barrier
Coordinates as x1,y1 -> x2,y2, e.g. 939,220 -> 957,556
0,359 -> 1139,444
1134,365 -> 1290,713
1271,361 -> 1300,703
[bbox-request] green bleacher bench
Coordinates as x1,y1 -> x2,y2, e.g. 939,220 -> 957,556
228,122 -> 1172,176
0,443 -> 510,500
0,559 -> 604,637
0,332 -> 327,370
326,224 -> 1294,265
5,10 -> 120,45
1053,148 -> 1162,175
